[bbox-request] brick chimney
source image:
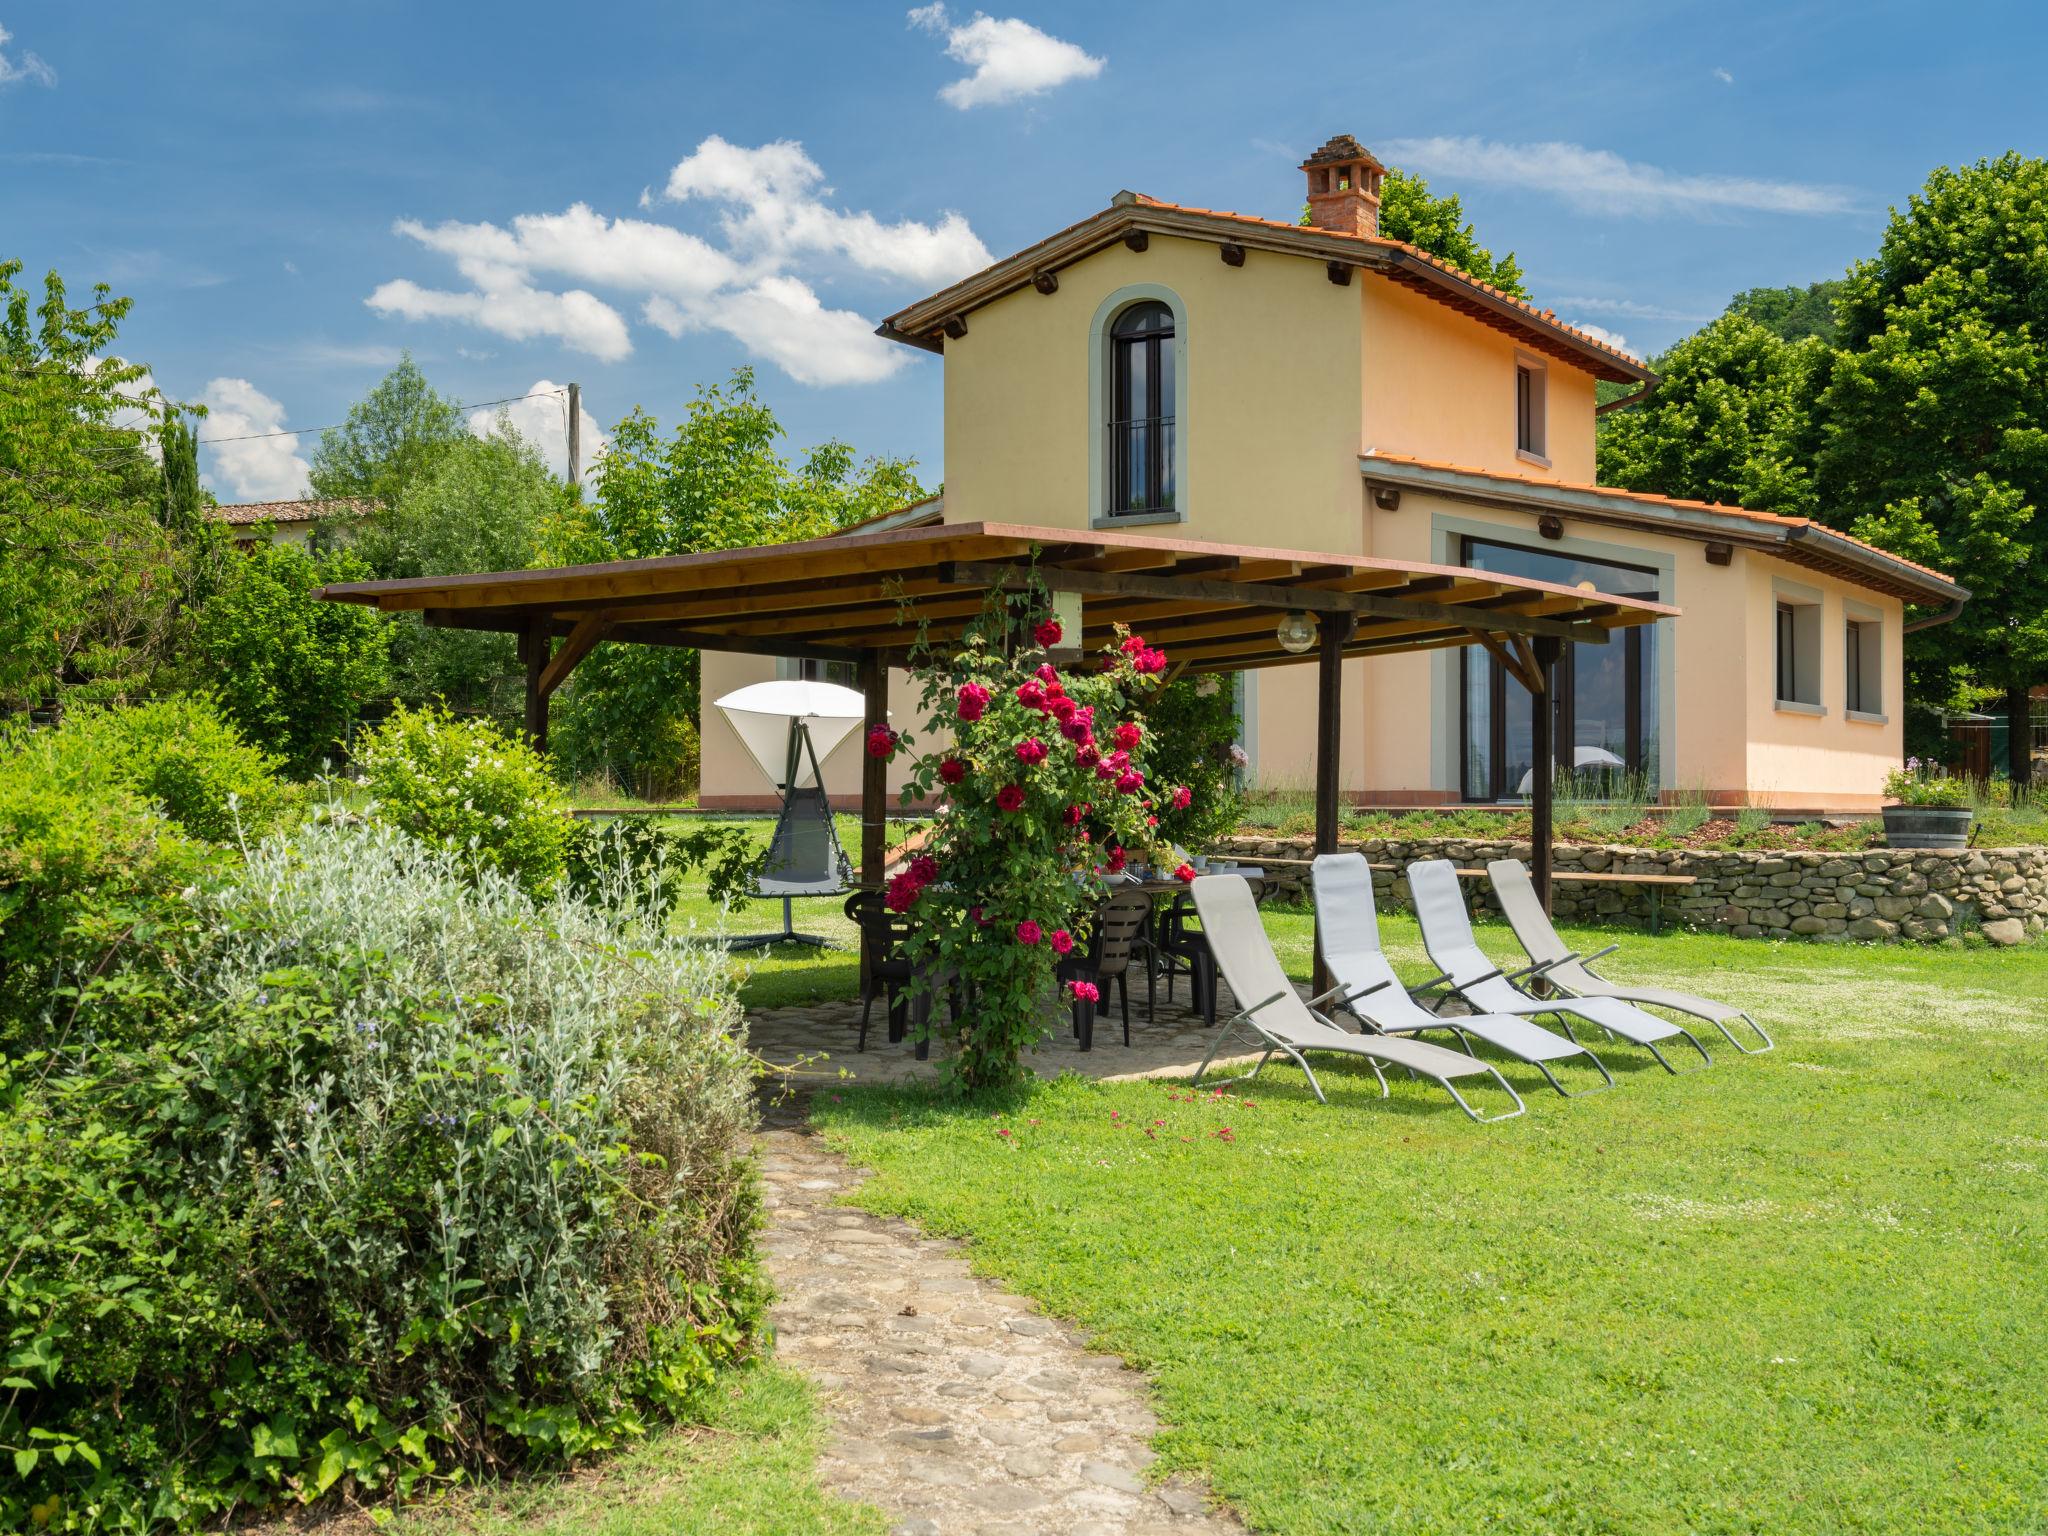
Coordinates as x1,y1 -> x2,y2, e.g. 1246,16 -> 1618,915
1301,134 -> 1385,239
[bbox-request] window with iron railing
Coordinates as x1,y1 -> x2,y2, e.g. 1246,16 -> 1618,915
1108,301 -> 1175,515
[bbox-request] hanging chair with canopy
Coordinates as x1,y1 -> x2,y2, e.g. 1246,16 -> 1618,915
712,679 -> 866,949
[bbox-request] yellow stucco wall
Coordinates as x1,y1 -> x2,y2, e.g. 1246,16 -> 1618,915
694,230 -> 1910,811
1361,278 -> 1599,483
1739,559 -> 1906,808
940,235 -> 1367,551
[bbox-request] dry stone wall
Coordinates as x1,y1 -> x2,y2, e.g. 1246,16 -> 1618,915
1213,835 -> 2048,946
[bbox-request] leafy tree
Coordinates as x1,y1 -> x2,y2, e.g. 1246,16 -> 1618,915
357,427 -> 570,719
308,353 -> 465,507
156,409 -> 207,533
192,540 -> 390,769
1817,153 -> 2048,783
1727,280 -> 1846,346
542,369 -> 928,796
1597,314 -> 1825,517
1303,167 -> 1529,298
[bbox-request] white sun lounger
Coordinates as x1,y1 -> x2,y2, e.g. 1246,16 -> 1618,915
1189,875 -> 1524,1122
1407,859 -> 1712,1074
1486,858 -> 1774,1053
1310,853 -> 1614,1095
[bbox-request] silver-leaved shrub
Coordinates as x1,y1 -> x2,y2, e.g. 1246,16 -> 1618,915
2,811 -> 762,1531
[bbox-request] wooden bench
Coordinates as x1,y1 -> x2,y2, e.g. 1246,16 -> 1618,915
1365,864 -> 1695,933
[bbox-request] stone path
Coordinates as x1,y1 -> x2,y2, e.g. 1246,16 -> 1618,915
758,1121 -> 1244,1536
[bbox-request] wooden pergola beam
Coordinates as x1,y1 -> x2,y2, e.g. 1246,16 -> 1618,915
947,561 -> 1613,645
537,614 -> 607,697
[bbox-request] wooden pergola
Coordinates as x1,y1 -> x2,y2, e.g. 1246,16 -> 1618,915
321,520 -> 1675,972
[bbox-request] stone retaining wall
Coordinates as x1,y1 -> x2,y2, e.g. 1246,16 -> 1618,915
1212,835 -> 2048,946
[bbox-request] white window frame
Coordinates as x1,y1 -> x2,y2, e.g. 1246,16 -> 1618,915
1088,283 -> 1191,529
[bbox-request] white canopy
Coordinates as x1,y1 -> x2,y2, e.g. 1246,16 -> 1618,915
713,679 -> 871,787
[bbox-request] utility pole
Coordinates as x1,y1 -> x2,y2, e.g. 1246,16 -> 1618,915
566,381 -> 582,490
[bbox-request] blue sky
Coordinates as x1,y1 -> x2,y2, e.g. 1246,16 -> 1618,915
4,0 -> 2042,502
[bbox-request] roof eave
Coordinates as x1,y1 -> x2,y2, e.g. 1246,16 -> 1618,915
1359,456 -> 1962,606
878,201 -> 1653,385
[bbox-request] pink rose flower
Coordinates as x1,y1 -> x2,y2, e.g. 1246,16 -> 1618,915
1175,863 -> 1196,883
1050,928 -> 1074,955
1050,695 -> 1078,722
1121,634 -> 1147,656
1016,919 -> 1043,945
1076,743 -> 1101,768
1034,618 -> 1063,647
866,724 -> 897,760
1113,721 -> 1142,750
996,783 -> 1026,812
1064,803 -> 1085,825
1116,770 -> 1143,794
957,682 -> 991,722
1171,784 -> 1193,810
1015,680 -> 1047,712
1069,979 -> 1100,1002
1015,737 -> 1048,767
910,854 -> 939,882
938,757 -> 967,784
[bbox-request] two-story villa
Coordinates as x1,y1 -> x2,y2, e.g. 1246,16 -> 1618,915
700,136 -> 1964,813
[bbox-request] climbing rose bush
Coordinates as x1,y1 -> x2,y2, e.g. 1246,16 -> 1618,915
892,602 -> 1170,1093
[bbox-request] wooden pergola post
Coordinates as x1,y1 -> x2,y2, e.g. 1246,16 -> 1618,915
520,619 -> 550,755
859,649 -> 888,889
1530,635 -> 1563,912
1311,612 -> 1356,996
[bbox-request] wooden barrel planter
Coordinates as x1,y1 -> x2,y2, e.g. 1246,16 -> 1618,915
1881,806 -> 1973,849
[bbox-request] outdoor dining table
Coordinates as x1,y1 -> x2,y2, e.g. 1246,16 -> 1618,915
1126,864 -> 1265,1027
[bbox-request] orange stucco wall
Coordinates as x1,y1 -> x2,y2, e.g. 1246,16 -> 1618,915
1361,278 -> 1599,482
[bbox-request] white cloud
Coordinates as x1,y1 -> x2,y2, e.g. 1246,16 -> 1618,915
1379,136 -> 1856,219
1569,322 -> 1634,358
661,137 -> 989,284
198,378 -> 312,502
908,5 -> 1103,109
1712,66 -> 1734,85
648,279 -> 909,387
467,378 -> 609,481
0,23 -> 54,88
371,137 -> 983,387
1553,295 -> 1715,324
366,274 -> 632,362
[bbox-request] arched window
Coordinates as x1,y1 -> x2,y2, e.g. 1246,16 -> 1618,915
1108,301 -> 1175,515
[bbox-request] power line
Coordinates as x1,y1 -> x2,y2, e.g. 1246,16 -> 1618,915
195,387 -> 567,445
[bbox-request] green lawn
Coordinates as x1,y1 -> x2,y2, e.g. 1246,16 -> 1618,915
383,1367 -> 883,1536
812,912 -> 2048,1535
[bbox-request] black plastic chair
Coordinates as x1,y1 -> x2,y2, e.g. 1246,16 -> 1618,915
1060,887 -> 1156,1050
844,892 -> 932,1058
1155,893 -> 1220,1028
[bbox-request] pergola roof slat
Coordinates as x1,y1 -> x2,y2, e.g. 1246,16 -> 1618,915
322,519 -> 1675,676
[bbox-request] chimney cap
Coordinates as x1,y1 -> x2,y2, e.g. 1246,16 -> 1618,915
1301,134 -> 1385,172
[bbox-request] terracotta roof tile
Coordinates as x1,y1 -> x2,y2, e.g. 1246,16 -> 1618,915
210,496 -> 376,527
1129,194 -> 1643,369
1360,452 -> 1957,586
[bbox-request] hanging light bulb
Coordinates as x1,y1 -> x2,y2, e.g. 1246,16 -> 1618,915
1275,610 -> 1317,654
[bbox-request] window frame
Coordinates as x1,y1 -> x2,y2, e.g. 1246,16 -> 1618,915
1107,301 -> 1176,518
1844,606 -> 1886,722
1772,584 -> 1826,715
1513,351 -> 1549,466
1088,284 -> 1190,529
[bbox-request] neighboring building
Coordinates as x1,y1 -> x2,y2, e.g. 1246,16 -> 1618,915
700,136 -> 1964,813
209,497 -> 375,547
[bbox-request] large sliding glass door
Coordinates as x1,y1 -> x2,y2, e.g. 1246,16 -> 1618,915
1459,537 -> 1659,801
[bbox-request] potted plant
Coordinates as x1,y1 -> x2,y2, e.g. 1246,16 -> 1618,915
1881,759 -> 1973,849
